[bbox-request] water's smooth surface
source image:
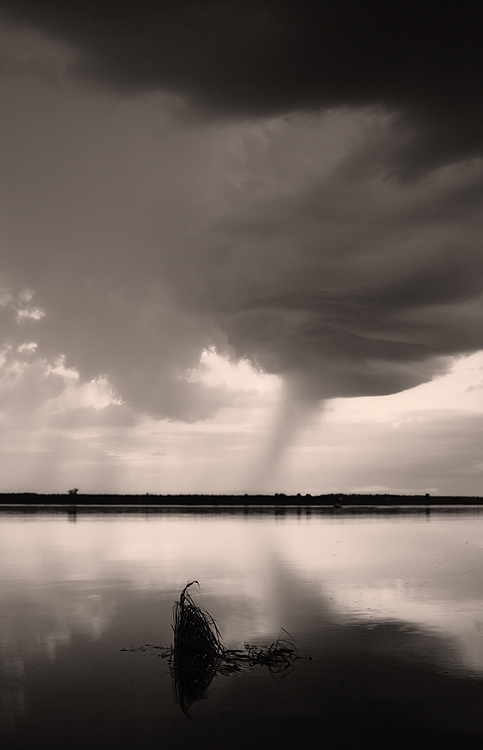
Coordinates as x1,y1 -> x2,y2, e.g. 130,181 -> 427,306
1,507 -> 483,748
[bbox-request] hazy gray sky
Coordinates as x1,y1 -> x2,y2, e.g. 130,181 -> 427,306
0,3 -> 482,495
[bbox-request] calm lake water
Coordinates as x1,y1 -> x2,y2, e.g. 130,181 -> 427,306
1,506 -> 483,749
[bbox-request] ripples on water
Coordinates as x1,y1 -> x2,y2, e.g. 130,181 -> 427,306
1,505 -> 483,749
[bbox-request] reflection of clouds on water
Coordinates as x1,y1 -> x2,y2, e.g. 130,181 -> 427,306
1,512 -> 483,748
244,549 -> 477,678
0,585 -> 116,725
0,589 -> 117,662
0,516 -> 269,587
327,582 -> 483,672
0,585 -> 117,728
0,516 -> 282,648
268,515 -> 483,673
1,513 -> 483,697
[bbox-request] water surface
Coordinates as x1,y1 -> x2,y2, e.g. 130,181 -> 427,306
1,507 -> 483,748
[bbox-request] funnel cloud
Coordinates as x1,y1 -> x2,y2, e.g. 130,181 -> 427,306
246,375 -> 324,493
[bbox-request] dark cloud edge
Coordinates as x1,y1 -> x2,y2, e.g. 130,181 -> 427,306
1,0 -> 483,174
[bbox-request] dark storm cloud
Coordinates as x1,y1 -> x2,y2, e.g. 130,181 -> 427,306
1,0 -> 482,173
1,21 -> 483,430
185,140 -> 483,402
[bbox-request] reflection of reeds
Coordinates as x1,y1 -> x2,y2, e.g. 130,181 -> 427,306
171,648 -> 220,717
170,582 -> 301,717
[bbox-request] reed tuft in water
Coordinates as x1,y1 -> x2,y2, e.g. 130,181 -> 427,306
172,581 -> 224,661
170,581 -> 300,716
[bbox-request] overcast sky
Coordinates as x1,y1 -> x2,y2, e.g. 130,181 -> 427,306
0,1 -> 482,495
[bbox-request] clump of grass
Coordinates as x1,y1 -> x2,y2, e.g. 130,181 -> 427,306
170,582 -> 301,715
172,581 -> 224,661
122,582 -> 301,715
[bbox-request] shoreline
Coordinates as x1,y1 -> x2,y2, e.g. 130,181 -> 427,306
1,492 -> 482,512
